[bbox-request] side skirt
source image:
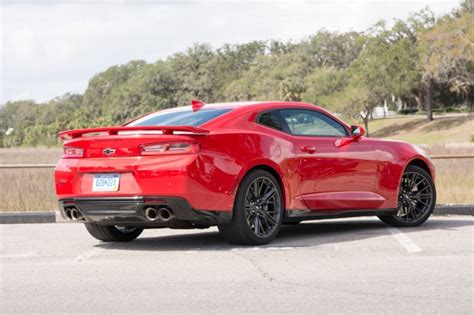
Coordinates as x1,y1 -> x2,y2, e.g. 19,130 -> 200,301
284,208 -> 397,223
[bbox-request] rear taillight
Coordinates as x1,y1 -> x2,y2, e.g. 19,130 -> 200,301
63,146 -> 84,158
139,142 -> 199,156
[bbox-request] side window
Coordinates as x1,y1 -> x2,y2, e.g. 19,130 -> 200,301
279,109 -> 348,137
257,111 -> 284,131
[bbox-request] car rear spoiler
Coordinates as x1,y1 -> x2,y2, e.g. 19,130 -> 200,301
59,125 -> 210,140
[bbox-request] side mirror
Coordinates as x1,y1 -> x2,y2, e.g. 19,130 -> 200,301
335,125 -> 366,147
351,125 -> 365,139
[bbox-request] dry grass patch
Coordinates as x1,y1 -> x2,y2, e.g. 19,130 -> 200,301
0,169 -> 57,211
0,148 -> 61,211
425,145 -> 474,205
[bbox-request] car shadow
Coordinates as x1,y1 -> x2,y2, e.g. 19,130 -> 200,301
420,115 -> 470,133
370,115 -> 471,138
94,217 -> 473,252
372,118 -> 425,138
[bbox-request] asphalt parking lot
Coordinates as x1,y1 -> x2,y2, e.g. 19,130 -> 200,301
1,216 -> 472,314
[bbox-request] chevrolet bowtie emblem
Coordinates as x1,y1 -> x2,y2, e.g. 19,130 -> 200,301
102,148 -> 116,155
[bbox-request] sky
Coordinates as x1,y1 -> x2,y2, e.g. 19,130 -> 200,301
0,0 -> 461,104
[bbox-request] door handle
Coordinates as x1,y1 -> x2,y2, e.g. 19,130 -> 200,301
301,145 -> 317,154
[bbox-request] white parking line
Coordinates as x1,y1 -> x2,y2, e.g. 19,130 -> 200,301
387,227 -> 422,253
75,244 -> 111,261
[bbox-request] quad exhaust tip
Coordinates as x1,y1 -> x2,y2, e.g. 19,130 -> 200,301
68,207 -> 84,221
144,207 -> 174,222
157,207 -> 174,222
144,207 -> 158,221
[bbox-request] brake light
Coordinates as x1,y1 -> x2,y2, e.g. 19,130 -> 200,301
139,142 -> 199,155
63,146 -> 84,158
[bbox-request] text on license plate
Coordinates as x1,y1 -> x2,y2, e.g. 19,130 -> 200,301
92,174 -> 120,192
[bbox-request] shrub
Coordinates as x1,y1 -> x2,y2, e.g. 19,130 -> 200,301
398,109 -> 418,115
444,106 -> 461,113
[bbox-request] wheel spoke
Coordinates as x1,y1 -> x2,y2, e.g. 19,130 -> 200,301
260,210 -> 277,225
408,173 -> 418,190
259,188 -> 275,205
254,216 -> 261,236
412,178 -> 425,190
417,185 -> 431,194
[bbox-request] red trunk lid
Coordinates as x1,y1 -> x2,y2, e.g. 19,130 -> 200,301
64,134 -> 198,158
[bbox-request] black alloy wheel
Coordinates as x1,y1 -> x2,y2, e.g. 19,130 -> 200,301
379,165 -> 436,227
218,169 -> 284,245
244,176 -> 282,238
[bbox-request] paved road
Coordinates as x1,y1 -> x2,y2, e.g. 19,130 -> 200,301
1,216 -> 472,314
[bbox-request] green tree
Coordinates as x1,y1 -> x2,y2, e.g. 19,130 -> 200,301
302,67 -> 348,108
280,77 -> 306,101
419,11 -> 474,120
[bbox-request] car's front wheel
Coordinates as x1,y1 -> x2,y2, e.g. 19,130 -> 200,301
84,223 -> 143,242
379,165 -> 436,227
218,169 -> 284,245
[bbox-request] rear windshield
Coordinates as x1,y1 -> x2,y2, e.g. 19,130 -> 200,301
127,108 -> 232,127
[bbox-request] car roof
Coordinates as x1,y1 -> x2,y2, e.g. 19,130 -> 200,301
124,100 -> 349,130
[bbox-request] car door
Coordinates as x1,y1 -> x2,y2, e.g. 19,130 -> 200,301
278,109 -> 383,211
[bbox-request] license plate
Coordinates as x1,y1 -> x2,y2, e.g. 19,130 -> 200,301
92,174 -> 120,192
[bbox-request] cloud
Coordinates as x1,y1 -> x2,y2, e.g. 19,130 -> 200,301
0,0 -> 459,103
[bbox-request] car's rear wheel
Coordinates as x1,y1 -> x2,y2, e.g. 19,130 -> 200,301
218,169 -> 283,245
84,223 -> 143,242
379,165 -> 436,227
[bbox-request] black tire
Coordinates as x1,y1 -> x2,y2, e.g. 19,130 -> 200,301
218,169 -> 284,245
378,165 -> 436,227
84,223 -> 143,242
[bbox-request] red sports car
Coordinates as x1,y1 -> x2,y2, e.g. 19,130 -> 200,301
55,101 -> 436,245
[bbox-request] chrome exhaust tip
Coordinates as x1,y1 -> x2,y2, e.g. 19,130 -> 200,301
70,207 -> 83,221
157,207 -> 174,222
64,208 -> 72,220
144,207 -> 158,221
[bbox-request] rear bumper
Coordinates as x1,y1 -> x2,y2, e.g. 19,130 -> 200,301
59,196 -> 232,227
55,154 -> 236,211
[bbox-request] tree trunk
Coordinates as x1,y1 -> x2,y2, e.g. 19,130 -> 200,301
360,111 -> 370,137
464,92 -> 472,112
426,80 -> 434,121
415,89 -> 424,111
396,97 -> 403,111
363,116 -> 369,137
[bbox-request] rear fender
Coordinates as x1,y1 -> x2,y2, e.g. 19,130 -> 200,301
232,158 -> 294,210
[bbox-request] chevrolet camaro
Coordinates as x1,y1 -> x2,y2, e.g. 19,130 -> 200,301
55,101 -> 436,245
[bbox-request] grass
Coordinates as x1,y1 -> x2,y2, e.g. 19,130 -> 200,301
0,142 -> 472,212
0,148 -> 61,212
425,145 -> 474,205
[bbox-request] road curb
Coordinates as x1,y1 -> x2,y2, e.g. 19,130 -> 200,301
0,205 -> 472,224
434,204 -> 474,216
0,211 -> 56,224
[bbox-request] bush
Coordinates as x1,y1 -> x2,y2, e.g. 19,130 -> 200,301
444,106 -> 461,113
398,109 -> 418,115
